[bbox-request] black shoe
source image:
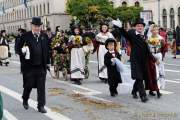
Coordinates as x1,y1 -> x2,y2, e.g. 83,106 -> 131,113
23,100 -> 29,110
73,80 -> 82,85
114,90 -> 118,96
104,79 -> 108,84
131,91 -> 138,99
149,91 -> 156,96
38,107 -> 47,113
157,91 -> 162,99
110,93 -> 116,97
140,96 -> 148,103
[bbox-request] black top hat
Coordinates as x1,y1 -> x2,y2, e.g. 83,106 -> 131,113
31,17 -> 43,25
134,18 -> 145,27
1,30 -> 6,34
105,38 -> 116,50
148,21 -> 155,25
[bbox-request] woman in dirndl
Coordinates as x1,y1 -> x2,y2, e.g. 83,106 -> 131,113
95,23 -> 114,83
68,26 -> 85,85
0,30 -> 10,66
147,25 -> 165,98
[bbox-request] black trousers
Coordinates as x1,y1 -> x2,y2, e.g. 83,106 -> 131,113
22,66 -> 46,107
109,83 -> 118,94
132,79 -> 146,97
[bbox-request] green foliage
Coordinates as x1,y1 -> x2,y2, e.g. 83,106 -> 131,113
66,0 -> 143,26
66,0 -> 114,26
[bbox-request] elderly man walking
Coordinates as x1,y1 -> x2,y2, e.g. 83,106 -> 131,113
19,17 -> 50,113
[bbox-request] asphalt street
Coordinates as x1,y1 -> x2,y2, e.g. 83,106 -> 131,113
0,44 -> 180,120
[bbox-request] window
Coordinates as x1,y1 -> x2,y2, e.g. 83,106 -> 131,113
40,4 -> 42,16
162,9 -> 167,28
135,1 -> 140,7
47,2 -> 50,14
43,3 -> 46,15
178,7 -> 180,26
36,5 -> 38,16
170,8 -> 175,29
122,1 -> 127,7
33,6 -> 35,16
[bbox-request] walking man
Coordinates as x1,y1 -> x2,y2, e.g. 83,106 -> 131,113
118,18 -> 157,102
19,17 -> 50,113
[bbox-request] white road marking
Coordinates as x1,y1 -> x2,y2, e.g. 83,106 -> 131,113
89,60 -> 98,64
166,79 -> 180,84
160,90 -> 174,95
3,109 -> 18,120
0,85 -> 71,120
165,69 -> 180,73
164,63 -> 180,67
10,61 -> 20,65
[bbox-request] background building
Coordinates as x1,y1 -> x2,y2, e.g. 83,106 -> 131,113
0,0 -> 71,33
0,0 -> 144,33
143,0 -> 180,29
111,0 -> 142,7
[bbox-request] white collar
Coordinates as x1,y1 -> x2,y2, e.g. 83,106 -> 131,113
135,31 -> 144,36
32,31 -> 40,36
109,50 -> 115,53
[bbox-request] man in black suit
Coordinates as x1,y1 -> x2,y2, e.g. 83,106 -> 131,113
117,18 -> 157,102
19,17 -> 50,113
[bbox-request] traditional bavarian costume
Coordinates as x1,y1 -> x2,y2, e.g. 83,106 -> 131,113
96,31 -> 114,82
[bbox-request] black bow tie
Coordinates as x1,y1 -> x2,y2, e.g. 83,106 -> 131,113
34,34 -> 39,38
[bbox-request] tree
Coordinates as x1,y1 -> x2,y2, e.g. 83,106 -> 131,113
66,0 -> 114,27
66,0 -> 143,27
113,6 -> 143,25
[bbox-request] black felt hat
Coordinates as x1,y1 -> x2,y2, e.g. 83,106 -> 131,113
105,38 -> 116,50
134,18 -> 146,27
31,17 -> 43,25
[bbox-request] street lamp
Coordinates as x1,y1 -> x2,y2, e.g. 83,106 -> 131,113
158,0 -> 160,26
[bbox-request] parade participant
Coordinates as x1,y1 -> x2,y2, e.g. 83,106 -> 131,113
159,28 -> 168,60
95,22 -> 114,83
46,27 -> 55,66
19,17 -> 50,113
119,18 -> 157,102
51,30 -> 70,79
0,92 -> 3,120
111,19 -> 123,53
68,26 -> 85,85
104,38 -> 122,97
0,30 -> 10,66
82,27 -> 95,79
147,25 -> 164,98
174,25 -> 180,58
15,28 -> 26,73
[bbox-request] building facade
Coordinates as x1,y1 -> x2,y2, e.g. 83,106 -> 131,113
111,0 -> 142,7
0,0 -> 71,33
0,0 -> 144,33
143,0 -> 180,29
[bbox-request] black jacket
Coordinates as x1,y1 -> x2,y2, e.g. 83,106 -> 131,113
104,51 -> 122,85
120,29 -> 155,80
19,31 -> 50,71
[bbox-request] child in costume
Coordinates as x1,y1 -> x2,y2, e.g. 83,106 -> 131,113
104,38 -> 122,97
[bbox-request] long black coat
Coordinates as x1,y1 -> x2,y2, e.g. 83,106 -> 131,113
19,31 -> 50,88
104,51 -> 122,85
120,29 -> 155,81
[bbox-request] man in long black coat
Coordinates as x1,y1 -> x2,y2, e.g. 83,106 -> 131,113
19,17 -> 50,113
118,18 -> 157,102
